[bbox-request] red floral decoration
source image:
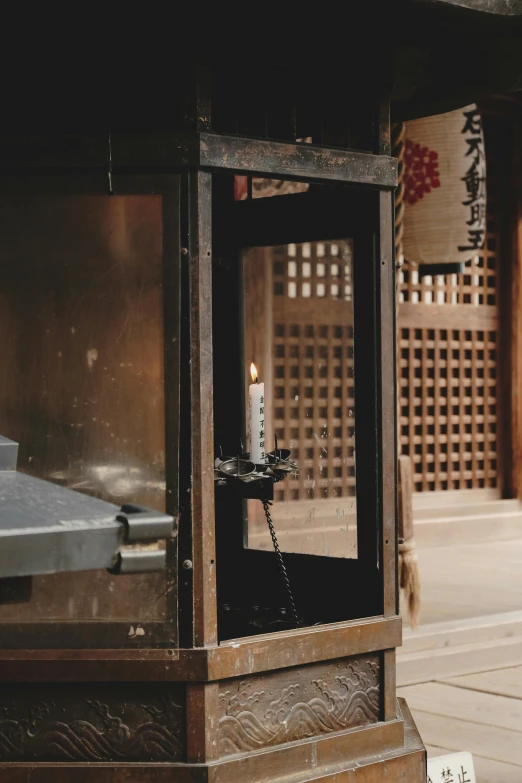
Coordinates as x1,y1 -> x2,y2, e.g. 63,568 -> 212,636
403,139 -> 441,205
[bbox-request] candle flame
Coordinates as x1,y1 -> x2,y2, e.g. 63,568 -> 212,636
250,363 -> 258,383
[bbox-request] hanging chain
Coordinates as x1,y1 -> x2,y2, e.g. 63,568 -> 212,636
261,499 -> 300,627
392,121 -> 406,265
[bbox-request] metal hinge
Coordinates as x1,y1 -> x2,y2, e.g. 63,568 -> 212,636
109,504 -> 176,575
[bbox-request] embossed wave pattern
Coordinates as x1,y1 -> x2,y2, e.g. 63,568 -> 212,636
218,657 -> 380,756
0,696 -> 184,762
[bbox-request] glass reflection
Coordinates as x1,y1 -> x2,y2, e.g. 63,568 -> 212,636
0,193 -> 169,622
244,240 -> 357,559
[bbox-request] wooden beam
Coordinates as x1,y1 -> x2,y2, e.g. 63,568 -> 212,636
0,616 -> 401,682
0,133 -> 397,190
188,171 -> 217,647
399,302 -> 497,331
379,189 -> 398,617
197,133 -> 398,188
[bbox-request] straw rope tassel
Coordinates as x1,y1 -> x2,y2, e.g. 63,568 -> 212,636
393,121 -> 421,629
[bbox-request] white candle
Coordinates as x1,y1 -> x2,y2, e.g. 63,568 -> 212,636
249,363 -> 265,464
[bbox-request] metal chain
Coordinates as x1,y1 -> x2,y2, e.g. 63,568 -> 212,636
261,499 -> 300,627
391,121 -> 406,265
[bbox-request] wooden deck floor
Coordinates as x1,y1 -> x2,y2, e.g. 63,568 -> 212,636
399,668 -> 522,781
398,537 -> 522,782
411,538 -> 522,626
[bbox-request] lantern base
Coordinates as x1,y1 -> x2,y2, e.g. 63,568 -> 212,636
0,698 -> 425,782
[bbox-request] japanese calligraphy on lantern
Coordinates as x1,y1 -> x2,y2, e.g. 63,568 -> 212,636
458,108 -> 486,253
403,104 -> 486,266
427,751 -> 475,783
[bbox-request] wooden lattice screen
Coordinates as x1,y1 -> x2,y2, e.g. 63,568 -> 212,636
270,240 -> 356,504
398,201 -> 499,492
266,225 -> 499,499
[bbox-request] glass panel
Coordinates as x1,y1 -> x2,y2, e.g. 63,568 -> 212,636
0,193 -> 171,624
244,240 -> 357,559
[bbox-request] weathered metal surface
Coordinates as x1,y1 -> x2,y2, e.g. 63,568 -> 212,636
0,133 -> 398,188
0,470 -> 122,578
198,135 -> 397,187
0,712 -> 413,782
0,683 -> 185,762
0,617 -> 401,682
0,449 -> 174,580
218,655 -> 380,757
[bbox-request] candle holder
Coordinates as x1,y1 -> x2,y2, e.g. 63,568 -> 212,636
214,447 -> 298,501
214,441 -> 301,627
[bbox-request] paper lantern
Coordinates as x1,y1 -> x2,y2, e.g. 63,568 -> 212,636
402,104 -> 486,266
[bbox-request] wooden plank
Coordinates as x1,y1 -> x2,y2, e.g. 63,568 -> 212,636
471,755 -> 522,783
379,189 -> 397,617
210,719 -> 405,783
401,611 -> 522,655
248,527 -> 357,559
272,294 -> 353,323
0,716 -> 412,783
189,171 -> 217,647
199,133 -> 398,188
413,496 -> 513,517
412,488 -> 499,508
399,302 -> 497,330
104,132 -> 396,188
208,615 -> 402,680
402,540 -> 522,628
397,636 -> 522,687
0,616 -> 401,683
410,709 -> 522,767
407,512 -> 522,548
444,666 -> 522,700
398,681 -> 522,732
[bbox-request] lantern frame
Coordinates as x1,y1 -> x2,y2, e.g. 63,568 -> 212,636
0,83 -> 424,781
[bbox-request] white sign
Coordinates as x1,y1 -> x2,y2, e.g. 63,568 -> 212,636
427,752 -> 475,783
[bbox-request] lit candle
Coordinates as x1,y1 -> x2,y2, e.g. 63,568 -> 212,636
249,363 -> 265,464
